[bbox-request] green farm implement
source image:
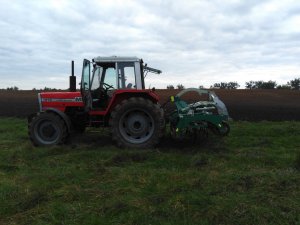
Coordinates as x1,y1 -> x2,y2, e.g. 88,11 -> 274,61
168,88 -> 230,140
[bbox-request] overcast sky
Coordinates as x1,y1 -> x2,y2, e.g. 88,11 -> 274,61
1,0 -> 300,89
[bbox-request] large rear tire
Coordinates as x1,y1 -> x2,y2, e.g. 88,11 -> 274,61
110,97 -> 164,148
28,112 -> 68,146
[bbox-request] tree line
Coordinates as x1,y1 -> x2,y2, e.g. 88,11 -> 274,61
2,78 -> 300,91
1,87 -> 63,91
167,78 -> 300,90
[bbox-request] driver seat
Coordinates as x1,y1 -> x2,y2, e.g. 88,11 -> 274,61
91,88 -> 109,109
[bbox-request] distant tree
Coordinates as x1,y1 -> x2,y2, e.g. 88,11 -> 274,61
277,84 -> 291,90
245,81 -> 256,89
227,82 -> 240,89
288,78 -> 300,90
43,87 -> 57,91
212,83 -> 218,88
245,80 -> 276,89
214,83 -> 224,89
260,80 -> 277,89
6,86 -> 19,91
256,81 -> 264,89
212,82 -> 239,89
177,84 -> 185,90
167,85 -> 175,90
198,85 -> 204,89
221,82 -> 229,89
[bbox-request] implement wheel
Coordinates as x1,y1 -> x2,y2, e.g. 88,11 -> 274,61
218,121 -> 230,136
28,112 -> 68,146
110,97 -> 164,148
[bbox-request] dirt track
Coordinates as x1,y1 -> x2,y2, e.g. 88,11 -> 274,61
0,89 -> 299,121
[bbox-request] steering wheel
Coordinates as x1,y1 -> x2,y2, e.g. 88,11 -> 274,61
102,82 -> 114,91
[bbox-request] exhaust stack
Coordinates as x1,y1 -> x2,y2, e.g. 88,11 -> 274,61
69,60 -> 76,92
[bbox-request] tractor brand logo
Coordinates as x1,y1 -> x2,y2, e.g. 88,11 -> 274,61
42,98 -> 82,102
75,97 -> 82,102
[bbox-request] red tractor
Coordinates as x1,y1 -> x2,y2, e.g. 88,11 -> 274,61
28,57 -> 165,148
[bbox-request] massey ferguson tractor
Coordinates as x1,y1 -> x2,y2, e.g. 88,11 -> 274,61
28,56 -> 230,148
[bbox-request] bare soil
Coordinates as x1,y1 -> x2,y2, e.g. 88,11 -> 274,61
0,89 -> 299,121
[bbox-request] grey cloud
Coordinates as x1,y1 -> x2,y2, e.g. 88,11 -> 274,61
0,0 -> 300,89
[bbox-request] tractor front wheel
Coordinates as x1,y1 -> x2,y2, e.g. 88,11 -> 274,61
28,112 -> 68,146
110,97 -> 164,148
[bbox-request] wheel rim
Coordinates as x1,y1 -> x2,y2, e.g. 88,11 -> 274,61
35,119 -> 60,144
119,109 -> 155,144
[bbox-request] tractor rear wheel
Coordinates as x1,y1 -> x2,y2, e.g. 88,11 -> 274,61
28,112 -> 68,146
110,97 -> 164,148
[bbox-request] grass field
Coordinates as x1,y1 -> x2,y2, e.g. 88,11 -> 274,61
0,118 -> 300,225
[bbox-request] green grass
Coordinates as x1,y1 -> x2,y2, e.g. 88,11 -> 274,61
0,118 -> 300,225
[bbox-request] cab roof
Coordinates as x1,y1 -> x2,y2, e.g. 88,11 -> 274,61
93,56 -> 141,63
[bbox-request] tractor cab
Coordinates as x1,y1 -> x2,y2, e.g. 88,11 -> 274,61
81,56 -> 161,110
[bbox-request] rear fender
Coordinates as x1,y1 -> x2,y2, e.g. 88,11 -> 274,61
107,92 -> 159,114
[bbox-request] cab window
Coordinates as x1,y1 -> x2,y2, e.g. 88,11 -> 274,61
118,62 -> 136,89
102,67 -> 116,89
91,67 -> 101,91
81,59 -> 90,91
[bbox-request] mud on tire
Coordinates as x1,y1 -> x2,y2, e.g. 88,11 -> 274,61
28,112 -> 68,146
110,97 -> 164,148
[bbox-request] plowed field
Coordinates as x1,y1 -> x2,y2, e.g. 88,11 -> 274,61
0,89 -> 299,121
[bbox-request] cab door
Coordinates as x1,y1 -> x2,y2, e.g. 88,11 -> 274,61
81,59 -> 92,111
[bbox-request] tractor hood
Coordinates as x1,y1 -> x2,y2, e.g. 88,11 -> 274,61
39,92 -> 84,112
